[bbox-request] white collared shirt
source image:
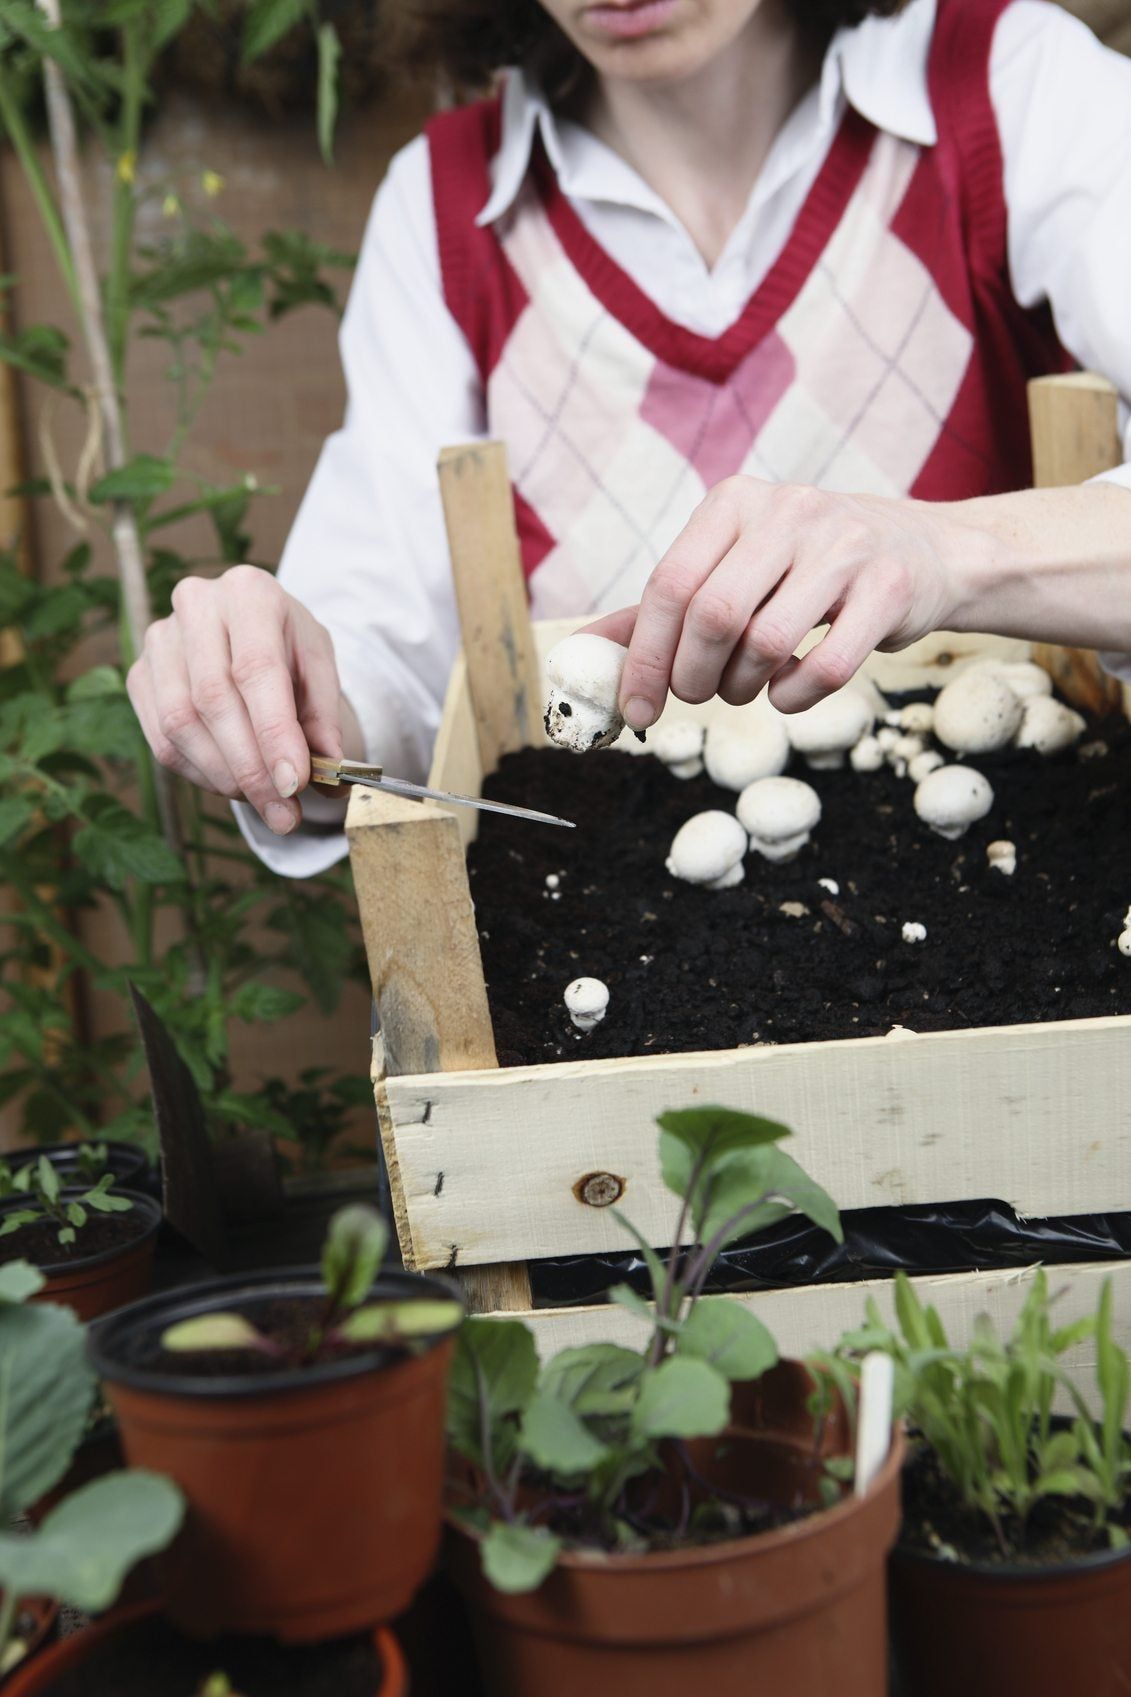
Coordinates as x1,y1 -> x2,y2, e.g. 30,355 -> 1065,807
237,0 -> 1131,875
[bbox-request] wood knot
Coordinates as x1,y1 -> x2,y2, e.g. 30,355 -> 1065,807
573,1171 -> 624,1208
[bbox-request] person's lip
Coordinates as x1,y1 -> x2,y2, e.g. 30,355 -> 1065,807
582,0 -> 681,40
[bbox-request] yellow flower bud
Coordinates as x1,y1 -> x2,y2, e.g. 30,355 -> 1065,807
116,151 -> 136,185
201,170 -> 224,198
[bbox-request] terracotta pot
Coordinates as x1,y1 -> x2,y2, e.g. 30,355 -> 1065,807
1,1599 -> 408,1695
890,1534 -> 1131,1697
448,1359 -> 902,1697
2,1191 -> 162,1324
1,1597 -> 57,1682
89,1269 -> 462,1641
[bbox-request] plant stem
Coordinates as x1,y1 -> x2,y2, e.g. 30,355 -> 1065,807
107,22 -> 144,390
0,62 -> 80,319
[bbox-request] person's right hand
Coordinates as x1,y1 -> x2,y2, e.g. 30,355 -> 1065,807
127,565 -> 349,836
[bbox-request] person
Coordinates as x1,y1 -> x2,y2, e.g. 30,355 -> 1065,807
127,0 -> 1131,877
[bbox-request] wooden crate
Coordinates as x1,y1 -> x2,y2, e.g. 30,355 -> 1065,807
346,376 -> 1131,1374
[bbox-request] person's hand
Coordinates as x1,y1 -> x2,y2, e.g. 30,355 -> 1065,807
127,565 -> 351,835
586,478 -> 972,726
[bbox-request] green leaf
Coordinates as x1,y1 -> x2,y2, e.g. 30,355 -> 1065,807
658,1105 -> 792,1205
161,1313 -> 269,1353
447,1319 -> 539,1467
88,454 -> 176,504
230,982 -> 305,1024
153,0 -> 193,48
0,1261 -> 43,1302
676,1299 -> 778,1382
630,1356 -> 730,1443
337,1299 -> 463,1344
321,1204 -> 387,1309
72,807 -> 184,889
540,1342 -> 644,1419
0,797 -> 33,848
37,1154 -> 59,1203
0,1210 -> 39,1237
316,22 -> 341,165
760,1147 -> 843,1244
241,0 -> 307,61
0,1470 -> 184,1610
520,1391 -> 610,1474
66,666 -> 124,702
0,1295 -> 94,1517
480,1520 -> 561,1595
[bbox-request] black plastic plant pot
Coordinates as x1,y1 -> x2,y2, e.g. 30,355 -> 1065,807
88,1267 -> 464,1641
890,1528 -> 1131,1697
0,1188 -> 162,1323
8,1139 -> 151,1191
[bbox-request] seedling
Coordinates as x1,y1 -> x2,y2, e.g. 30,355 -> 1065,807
828,1268 -> 1131,1557
446,1105 -> 843,1594
0,1262 -> 183,1673
0,1154 -> 132,1249
161,1205 -> 463,1365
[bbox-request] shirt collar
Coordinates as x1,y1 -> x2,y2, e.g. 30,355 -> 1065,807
476,0 -> 937,227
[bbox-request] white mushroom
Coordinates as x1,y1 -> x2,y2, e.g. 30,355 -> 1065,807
650,718 -> 705,779
1014,696 -> 1086,756
703,711 -> 790,791
901,921 -> 927,944
666,811 -> 748,889
785,687 -> 874,770
907,748 -> 944,784
544,634 -> 628,753
889,733 -> 925,778
876,726 -> 901,753
564,977 -> 609,1032
818,877 -> 840,896
986,840 -> 1017,876
850,734 -> 885,773
933,670 -> 1023,755
899,702 -> 935,736
737,776 -> 822,862
914,764 -> 994,840
967,658 -> 1053,701
1119,932 -> 1131,959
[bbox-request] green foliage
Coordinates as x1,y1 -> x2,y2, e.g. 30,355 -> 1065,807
832,1269 -> 1131,1557
0,1270 -> 183,1665
0,1152 -> 132,1250
446,1105 -> 842,1594
161,1204 -> 462,1366
0,2 -> 367,1167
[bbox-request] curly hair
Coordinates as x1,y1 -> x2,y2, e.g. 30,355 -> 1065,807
383,0 -> 909,98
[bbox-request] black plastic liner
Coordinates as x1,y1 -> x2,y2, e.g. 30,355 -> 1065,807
529,1200 -> 1131,1308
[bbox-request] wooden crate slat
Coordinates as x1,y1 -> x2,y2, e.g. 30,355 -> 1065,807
386,1016 -> 1131,1270
517,1260 -> 1131,1400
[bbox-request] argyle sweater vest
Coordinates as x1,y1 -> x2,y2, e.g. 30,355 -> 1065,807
427,0 -> 1068,618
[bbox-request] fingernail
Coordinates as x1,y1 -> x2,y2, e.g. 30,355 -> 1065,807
624,697 -> 655,731
273,760 -> 297,799
265,803 -> 296,835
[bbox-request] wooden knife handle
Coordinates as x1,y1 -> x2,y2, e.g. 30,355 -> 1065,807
310,755 -> 342,786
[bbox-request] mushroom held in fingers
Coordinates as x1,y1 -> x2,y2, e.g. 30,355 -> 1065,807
544,634 -> 629,752
914,764 -> 994,840
737,776 -> 822,862
785,687 -> 875,770
933,670 -> 1022,755
564,977 -> 610,1031
666,811 -> 748,888
650,718 -> 705,779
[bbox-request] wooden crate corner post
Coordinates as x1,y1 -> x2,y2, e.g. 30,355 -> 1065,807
1027,371 -> 1125,715
347,441 -> 540,1314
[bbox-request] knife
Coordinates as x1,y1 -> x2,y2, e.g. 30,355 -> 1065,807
309,756 -> 575,829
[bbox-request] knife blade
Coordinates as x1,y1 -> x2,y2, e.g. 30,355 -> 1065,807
309,756 -> 575,829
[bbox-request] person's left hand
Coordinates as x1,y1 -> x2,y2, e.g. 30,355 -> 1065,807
585,476 -> 976,727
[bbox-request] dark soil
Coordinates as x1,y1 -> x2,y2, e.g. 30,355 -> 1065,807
469,710 -> 1131,1064
0,1208 -> 147,1268
144,1296 -> 397,1380
898,1438 -> 1131,1568
41,1615 -> 384,1697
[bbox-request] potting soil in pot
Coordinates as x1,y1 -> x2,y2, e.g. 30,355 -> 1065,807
468,708 -> 1131,1064
0,1211 -> 146,1269
38,1617 -> 383,1697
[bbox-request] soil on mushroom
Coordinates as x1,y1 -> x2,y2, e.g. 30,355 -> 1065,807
468,708 -> 1131,1066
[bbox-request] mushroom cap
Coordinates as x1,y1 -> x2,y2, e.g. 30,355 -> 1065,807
967,657 -> 1053,701
650,718 -> 706,767
1014,695 -> 1086,755
914,764 -> 994,837
703,711 -> 790,790
907,748 -> 944,784
564,976 -> 610,1018
737,775 -> 822,842
899,702 -> 935,735
850,733 -> 885,772
785,687 -> 874,764
665,811 -> 748,885
933,670 -> 1023,754
544,634 -> 628,752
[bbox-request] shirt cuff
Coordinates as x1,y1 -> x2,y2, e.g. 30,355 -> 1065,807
232,800 -> 351,878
